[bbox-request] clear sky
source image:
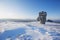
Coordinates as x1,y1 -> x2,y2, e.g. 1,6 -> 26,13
0,0 -> 60,19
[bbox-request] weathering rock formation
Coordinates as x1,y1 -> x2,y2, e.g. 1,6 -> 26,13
37,11 -> 47,24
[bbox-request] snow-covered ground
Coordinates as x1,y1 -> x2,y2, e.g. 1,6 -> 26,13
0,21 -> 60,40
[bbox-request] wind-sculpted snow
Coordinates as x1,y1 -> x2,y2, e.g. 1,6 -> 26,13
0,21 -> 60,40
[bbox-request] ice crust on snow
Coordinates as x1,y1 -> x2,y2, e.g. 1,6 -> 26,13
0,21 -> 60,40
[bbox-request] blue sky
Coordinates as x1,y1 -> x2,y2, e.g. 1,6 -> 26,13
0,0 -> 60,19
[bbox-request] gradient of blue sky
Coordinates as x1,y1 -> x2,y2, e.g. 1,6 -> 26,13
0,0 -> 60,19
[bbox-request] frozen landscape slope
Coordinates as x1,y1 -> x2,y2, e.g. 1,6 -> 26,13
0,21 -> 60,40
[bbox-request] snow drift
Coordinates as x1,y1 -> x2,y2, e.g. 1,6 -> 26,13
0,21 -> 60,40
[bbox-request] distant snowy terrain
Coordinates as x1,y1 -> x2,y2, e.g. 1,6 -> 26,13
0,21 -> 60,40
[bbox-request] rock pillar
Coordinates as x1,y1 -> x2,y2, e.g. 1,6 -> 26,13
38,11 -> 47,24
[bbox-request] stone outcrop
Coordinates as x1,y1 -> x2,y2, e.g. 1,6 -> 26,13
37,11 -> 47,24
